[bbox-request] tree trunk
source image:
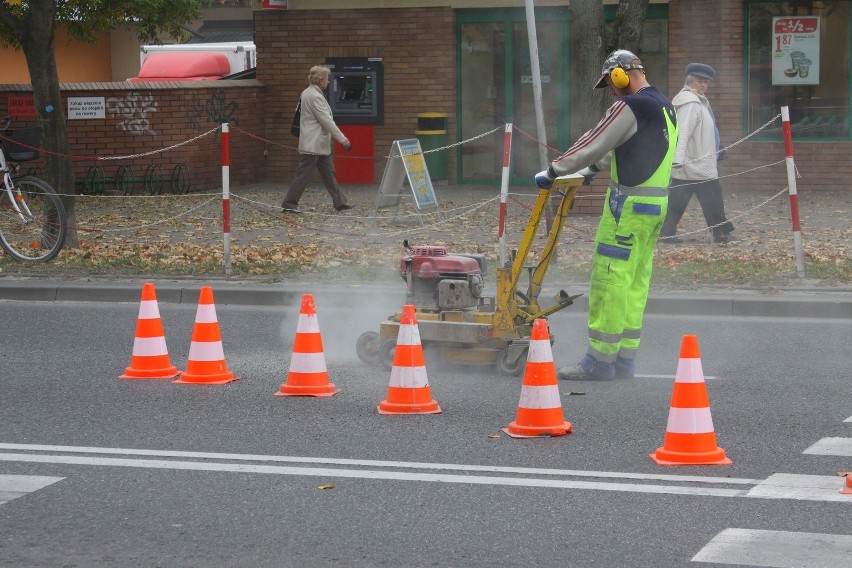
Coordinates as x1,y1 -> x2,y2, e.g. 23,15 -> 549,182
605,0 -> 650,56
22,0 -> 78,247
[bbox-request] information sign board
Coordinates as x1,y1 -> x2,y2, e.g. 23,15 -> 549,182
374,139 -> 440,220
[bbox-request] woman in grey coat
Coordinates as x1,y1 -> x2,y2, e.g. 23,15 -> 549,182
282,65 -> 352,213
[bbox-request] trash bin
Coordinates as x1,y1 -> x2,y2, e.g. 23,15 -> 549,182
415,112 -> 448,181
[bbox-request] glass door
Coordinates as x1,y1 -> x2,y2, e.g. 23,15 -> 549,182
457,9 -> 570,185
510,21 -> 567,181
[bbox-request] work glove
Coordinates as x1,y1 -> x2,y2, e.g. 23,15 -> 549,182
534,169 -> 554,189
577,165 -> 599,186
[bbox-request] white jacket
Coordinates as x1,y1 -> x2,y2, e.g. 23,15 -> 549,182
297,84 -> 347,155
671,87 -> 718,181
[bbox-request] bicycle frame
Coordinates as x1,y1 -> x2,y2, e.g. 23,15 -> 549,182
0,146 -> 35,225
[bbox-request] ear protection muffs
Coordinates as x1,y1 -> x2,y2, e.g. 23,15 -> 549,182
610,66 -> 630,89
609,63 -> 644,89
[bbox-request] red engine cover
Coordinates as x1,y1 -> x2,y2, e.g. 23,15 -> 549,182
400,246 -> 480,278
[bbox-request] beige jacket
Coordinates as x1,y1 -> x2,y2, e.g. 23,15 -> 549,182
297,84 -> 347,155
671,87 -> 718,181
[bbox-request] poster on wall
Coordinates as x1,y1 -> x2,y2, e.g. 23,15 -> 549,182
772,16 -> 820,86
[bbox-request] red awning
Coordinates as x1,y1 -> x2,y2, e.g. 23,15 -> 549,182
128,52 -> 231,82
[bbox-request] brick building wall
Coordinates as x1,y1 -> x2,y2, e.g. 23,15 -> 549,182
255,7 -> 456,184
0,81 -> 267,192
668,0 -> 849,193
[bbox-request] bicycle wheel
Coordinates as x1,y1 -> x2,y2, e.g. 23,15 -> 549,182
0,176 -> 67,261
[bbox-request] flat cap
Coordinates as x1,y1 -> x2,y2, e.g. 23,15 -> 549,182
686,63 -> 715,80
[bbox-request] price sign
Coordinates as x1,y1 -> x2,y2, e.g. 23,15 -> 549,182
772,16 -> 820,86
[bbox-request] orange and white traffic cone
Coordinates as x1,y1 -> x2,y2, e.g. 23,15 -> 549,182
841,474 -> 852,495
502,319 -> 572,438
120,282 -> 180,380
173,286 -> 238,385
276,294 -> 339,397
650,334 -> 731,465
378,304 -> 441,415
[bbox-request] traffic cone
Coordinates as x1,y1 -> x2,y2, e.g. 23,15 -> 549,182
650,335 -> 731,465
841,474 -> 852,495
502,319 -> 572,438
378,304 -> 441,414
120,282 -> 180,380
173,286 -> 238,385
276,294 -> 339,397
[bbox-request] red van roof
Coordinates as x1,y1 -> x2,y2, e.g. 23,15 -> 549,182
127,52 -> 231,82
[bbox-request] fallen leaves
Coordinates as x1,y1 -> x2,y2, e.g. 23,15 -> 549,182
0,185 -> 847,287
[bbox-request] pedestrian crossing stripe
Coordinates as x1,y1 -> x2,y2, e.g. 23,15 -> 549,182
744,473 -> 850,502
692,528 -> 852,567
0,474 -> 64,506
803,437 -> 852,457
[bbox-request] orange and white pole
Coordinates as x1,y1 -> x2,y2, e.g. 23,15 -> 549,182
498,123 -> 513,267
221,123 -> 232,276
781,106 -> 805,278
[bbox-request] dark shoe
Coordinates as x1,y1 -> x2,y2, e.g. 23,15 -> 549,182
335,204 -> 354,211
557,366 -> 613,381
282,205 -> 302,214
714,233 -> 738,244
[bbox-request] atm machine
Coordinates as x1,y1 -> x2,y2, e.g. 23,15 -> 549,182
326,57 -> 384,183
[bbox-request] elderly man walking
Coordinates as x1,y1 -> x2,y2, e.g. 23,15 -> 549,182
659,63 -> 735,244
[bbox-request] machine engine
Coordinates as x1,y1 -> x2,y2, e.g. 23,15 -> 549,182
400,245 -> 484,310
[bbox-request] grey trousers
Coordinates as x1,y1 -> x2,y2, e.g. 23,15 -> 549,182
660,178 -> 734,239
282,153 -> 348,210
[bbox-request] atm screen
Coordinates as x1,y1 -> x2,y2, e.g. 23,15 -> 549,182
339,86 -> 365,101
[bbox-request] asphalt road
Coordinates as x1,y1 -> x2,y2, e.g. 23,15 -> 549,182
0,297 -> 850,567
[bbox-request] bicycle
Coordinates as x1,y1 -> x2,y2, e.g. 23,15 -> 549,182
0,116 -> 67,261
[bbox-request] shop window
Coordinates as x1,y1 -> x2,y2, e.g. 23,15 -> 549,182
746,1 -> 851,140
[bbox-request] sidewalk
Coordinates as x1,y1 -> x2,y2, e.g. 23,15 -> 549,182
0,180 -> 848,319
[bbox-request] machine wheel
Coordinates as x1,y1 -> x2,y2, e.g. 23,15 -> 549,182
423,343 -> 445,374
379,337 -> 397,371
355,331 -> 380,365
497,347 -> 528,376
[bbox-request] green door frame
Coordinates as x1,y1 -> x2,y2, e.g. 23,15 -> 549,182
455,7 -> 572,185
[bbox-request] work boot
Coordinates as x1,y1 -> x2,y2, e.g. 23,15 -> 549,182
614,357 -> 635,379
557,365 -> 615,381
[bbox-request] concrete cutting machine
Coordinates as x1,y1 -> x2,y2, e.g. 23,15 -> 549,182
355,175 -> 584,375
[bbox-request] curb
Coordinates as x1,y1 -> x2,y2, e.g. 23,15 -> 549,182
1,280 -> 850,320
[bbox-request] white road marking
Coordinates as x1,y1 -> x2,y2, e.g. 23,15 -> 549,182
0,452 -> 746,497
1,444 -> 844,502
0,474 -> 64,506
745,473 -> 851,502
692,528 -> 852,567
635,374 -> 718,380
0,443 -> 759,485
844,416 -> 852,423
803,437 -> 852,457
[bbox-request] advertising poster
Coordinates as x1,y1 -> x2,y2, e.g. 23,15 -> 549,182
772,16 -> 820,85
398,139 -> 438,210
